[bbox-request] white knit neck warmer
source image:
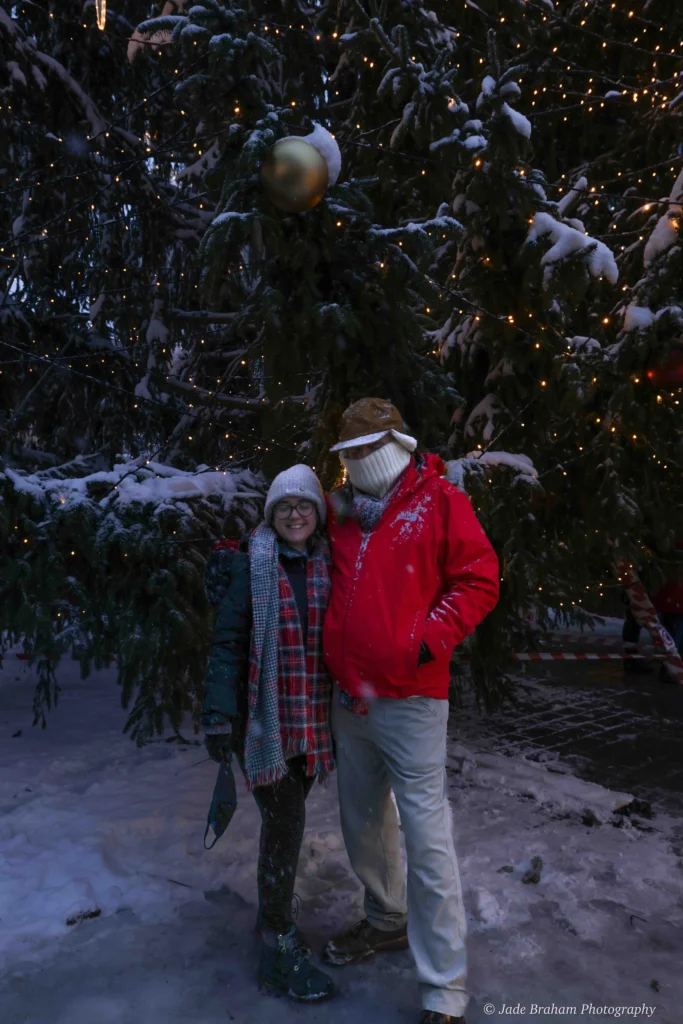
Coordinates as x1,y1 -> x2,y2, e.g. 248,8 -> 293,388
341,441 -> 412,498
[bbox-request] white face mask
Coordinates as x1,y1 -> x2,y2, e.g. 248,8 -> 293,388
341,441 -> 412,498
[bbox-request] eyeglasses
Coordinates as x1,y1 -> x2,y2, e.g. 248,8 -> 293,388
273,500 -> 316,520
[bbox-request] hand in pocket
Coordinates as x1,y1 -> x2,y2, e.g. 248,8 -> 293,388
417,639 -> 435,667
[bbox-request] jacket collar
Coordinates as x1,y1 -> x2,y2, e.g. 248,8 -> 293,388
380,451 -> 445,513
330,452 -> 446,526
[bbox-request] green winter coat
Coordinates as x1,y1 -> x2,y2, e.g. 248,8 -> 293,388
202,538 -> 252,759
201,533 -> 316,759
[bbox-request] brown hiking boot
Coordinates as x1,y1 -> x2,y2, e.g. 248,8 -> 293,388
323,918 -> 408,965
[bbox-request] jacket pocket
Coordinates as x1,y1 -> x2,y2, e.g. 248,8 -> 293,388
405,695 -> 439,717
405,610 -> 428,676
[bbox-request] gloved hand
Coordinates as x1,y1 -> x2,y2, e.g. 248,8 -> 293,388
418,640 -> 435,667
204,727 -> 233,763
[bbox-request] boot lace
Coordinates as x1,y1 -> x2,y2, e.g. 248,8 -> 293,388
277,928 -> 307,973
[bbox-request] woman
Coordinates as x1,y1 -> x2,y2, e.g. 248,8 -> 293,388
201,464 -> 336,1002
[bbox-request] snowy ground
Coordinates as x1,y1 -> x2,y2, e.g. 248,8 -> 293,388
1,652 -> 682,1024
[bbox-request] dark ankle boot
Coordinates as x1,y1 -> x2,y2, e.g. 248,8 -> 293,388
255,922 -> 312,958
258,925 -> 335,1002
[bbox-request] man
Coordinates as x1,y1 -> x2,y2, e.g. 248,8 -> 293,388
321,397 -> 500,1024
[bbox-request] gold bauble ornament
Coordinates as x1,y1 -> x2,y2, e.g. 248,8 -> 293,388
260,138 -> 329,213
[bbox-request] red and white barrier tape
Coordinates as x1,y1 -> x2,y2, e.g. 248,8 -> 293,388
2,651 -> 668,664
514,652 -> 665,662
613,559 -> 683,684
3,652 -> 677,683
453,652 -> 669,662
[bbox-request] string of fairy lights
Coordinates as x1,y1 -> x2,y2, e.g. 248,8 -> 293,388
1,338 -> 318,465
4,330 -> 680,591
93,320 -> 308,505
4,3 -> 683,460
2,134 -> 678,263
4,196 -> 681,420
0,46 -> 208,208
6,0 -> 681,180
7,301 -> 675,601
3,0 -> 681,264
1,336 -> 327,407
1,11 -> 679,626
4,208 -> 680,463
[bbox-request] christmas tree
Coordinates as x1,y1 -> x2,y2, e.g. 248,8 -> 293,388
533,0 -> 683,622
1,0 -> 268,739
1,0 -> 465,736
2,0 -> 682,740
432,33 -> 624,695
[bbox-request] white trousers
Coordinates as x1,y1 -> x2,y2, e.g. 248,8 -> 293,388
331,688 -> 468,1018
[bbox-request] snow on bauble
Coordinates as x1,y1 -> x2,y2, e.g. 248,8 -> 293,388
288,123 -> 341,187
260,124 -> 341,213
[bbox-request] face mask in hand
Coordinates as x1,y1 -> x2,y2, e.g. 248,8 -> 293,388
204,756 -> 238,849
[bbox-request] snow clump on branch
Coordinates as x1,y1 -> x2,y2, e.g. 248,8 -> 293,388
643,167 -> 683,267
3,461 -> 263,515
445,451 -> 539,492
526,212 -> 619,287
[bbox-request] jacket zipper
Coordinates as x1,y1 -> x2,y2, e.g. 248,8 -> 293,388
340,530 -> 371,677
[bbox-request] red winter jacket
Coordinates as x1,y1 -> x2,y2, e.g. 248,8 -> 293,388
322,453 -> 500,700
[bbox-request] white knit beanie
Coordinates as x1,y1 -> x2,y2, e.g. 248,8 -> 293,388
264,464 -> 326,526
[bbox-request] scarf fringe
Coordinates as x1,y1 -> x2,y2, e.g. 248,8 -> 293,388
281,733 -> 312,756
246,757 -> 288,792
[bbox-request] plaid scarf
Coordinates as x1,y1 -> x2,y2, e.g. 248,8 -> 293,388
351,489 -> 391,531
329,468 -> 410,533
245,524 -> 334,791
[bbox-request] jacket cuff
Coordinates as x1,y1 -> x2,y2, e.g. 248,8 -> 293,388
202,712 -> 234,735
